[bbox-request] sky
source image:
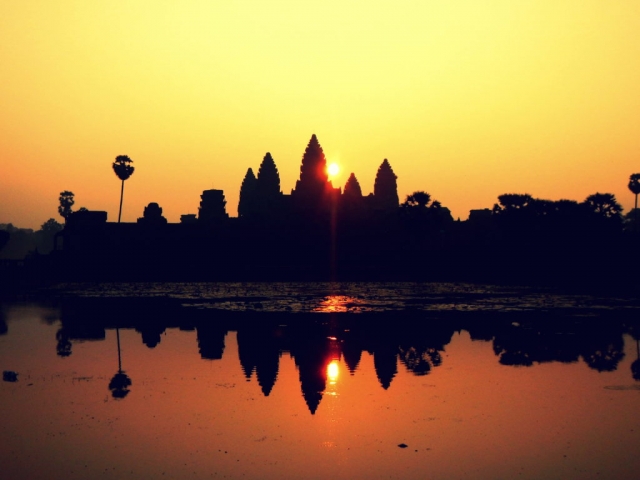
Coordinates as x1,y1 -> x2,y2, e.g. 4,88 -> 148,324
1,1 -> 639,229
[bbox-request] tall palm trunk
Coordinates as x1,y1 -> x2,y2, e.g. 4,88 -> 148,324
117,179 -> 125,223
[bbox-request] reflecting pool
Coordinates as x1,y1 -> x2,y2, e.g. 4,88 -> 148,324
1,283 -> 640,479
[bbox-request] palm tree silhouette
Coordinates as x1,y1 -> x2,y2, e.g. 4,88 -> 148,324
109,328 -> 132,399
628,174 -> 640,210
402,191 -> 432,209
584,193 -> 623,218
58,191 -> 75,223
112,155 -> 135,223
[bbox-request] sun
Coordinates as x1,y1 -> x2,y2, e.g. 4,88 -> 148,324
327,162 -> 340,177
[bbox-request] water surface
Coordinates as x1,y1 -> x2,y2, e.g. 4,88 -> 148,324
1,283 -> 639,479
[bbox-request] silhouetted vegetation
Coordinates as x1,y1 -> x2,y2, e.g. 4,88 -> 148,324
0,219 -> 61,259
112,155 -> 134,223
58,191 -> 75,222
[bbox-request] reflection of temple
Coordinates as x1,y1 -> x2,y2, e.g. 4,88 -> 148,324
237,325 -> 280,396
53,301 -> 639,414
197,322 -> 227,360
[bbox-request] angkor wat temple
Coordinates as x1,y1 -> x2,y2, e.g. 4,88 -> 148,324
58,135 -> 434,280
56,135 -> 636,284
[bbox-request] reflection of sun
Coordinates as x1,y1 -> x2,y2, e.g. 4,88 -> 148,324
327,162 -> 340,177
327,360 -> 339,384
315,295 -> 348,312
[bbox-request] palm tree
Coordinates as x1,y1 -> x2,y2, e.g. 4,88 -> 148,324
584,192 -> 623,218
112,155 -> 135,223
58,191 -> 75,222
402,191 -> 431,209
628,173 -> 640,210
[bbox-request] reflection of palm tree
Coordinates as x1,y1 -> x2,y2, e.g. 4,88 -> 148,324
109,328 -> 132,399
112,155 -> 135,223
582,338 -> 625,372
399,345 -> 442,376
109,371 -> 132,399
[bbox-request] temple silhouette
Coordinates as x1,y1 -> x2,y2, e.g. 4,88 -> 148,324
53,134 -> 426,281
4,134 -> 638,285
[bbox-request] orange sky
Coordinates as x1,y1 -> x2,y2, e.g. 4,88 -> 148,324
1,1 -> 639,229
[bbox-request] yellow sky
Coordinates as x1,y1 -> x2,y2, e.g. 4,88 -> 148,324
1,1 -> 639,229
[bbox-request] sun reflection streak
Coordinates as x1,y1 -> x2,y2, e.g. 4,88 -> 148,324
327,359 -> 339,385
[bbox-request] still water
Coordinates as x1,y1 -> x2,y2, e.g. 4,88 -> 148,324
1,283 -> 640,479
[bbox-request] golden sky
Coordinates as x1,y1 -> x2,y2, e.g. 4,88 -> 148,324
1,1 -> 639,228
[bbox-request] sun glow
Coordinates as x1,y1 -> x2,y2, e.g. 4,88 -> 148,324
327,162 -> 340,178
327,360 -> 339,383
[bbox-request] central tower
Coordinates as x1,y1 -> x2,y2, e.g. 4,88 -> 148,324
291,134 -> 333,211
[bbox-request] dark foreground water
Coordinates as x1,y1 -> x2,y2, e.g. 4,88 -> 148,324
1,282 -> 640,479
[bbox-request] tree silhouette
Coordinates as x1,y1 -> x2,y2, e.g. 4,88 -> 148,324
492,193 -> 534,213
238,168 -> 257,218
37,218 -> 63,254
400,191 -> 452,234
373,159 -> 399,212
402,191 -> 432,209
112,155 -> 135,223
584,193 -> 623,219
58,191 -> 75,222
629,173 -> 640,210
41,218 -> 63,233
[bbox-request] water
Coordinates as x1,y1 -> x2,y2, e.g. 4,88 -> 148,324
1,283 -> 639,479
